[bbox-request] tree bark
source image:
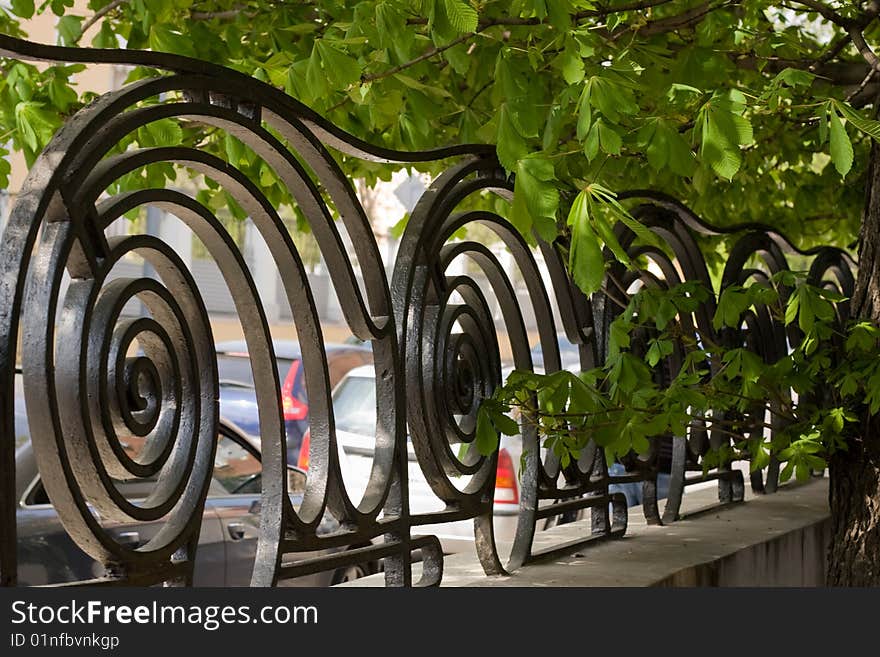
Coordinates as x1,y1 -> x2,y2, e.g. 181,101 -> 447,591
827,140 -> 880,585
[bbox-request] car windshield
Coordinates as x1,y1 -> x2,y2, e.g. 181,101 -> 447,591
332,375 -> 376,436
217,355 -> 295,388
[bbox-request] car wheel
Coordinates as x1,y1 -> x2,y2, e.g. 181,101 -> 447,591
331,563 -> 370,585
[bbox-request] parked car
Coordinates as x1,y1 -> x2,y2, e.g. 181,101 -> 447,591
297,365 -> 521,556
11,371 -> 368,586
216,339 -> 373,465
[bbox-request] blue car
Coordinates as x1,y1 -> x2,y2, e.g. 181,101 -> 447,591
216,340 -> 373,465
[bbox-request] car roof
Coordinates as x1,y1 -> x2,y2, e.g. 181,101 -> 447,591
338,364 -> 375,380
215,339 -> 371,360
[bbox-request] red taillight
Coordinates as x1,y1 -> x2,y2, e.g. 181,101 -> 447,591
281,361 -> 308,421
494,448 -> 519,505
297,430 -> 310,470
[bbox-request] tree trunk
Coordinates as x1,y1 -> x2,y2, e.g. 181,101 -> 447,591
827,140 -> 880,585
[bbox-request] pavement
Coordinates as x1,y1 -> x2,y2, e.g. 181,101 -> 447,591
345,475 -> 831,587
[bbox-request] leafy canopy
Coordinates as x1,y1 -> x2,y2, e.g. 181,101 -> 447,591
1,0 -> 879,246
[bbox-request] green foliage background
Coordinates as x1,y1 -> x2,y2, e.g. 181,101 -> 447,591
1,1 -> 877,248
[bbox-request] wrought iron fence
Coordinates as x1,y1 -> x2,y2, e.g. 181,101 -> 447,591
0,36 -> 856,587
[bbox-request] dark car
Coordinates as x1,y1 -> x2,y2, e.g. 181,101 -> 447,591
11,367 -> 373,586
215,340 -> 373,465
13,417 -> 356,586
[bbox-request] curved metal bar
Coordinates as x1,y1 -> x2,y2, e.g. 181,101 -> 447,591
0,34 -> 493,164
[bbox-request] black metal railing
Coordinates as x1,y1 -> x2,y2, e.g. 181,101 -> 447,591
0,36 -> 855,587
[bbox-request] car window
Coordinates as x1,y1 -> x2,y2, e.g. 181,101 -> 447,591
213,434 -> 261,495
332,375 -> 376,436
24,430 -> 262,505
217,354 -> 297,389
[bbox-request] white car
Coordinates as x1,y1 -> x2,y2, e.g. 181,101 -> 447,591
297,365 -> 520,555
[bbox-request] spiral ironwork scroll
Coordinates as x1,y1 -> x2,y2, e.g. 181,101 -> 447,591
0,36 -> 856,587
613,192 -> 856,521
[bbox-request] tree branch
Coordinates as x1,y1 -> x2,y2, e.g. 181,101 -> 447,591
191,8 -> 247,20
788,0 -> 852,29
406,0 -> 677,29
361,32 -> 474,83
811,33 -> 851,71
79,0 -> 128,40
609,0 -> 737,40
845,66 -> 877,101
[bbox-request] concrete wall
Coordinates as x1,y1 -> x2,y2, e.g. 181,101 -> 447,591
655,516 -> 830,587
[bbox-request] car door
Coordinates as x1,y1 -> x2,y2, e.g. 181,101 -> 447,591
93,435 -> 227,586
16,470 -> 226,585
209,430 -> 264,586
16,429 -> 227,586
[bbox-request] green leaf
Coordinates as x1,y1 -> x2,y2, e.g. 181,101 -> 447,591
496,105 -> 529,172
701,114 -> 738,179
10,0 -> 35,19
590,77 -> 638,123
583,121 -> 600,160
305,45 -> 330,102
508,97 -> 542,139
592,206 -> 630,267
149,25 -> 196,58
14,101 -> 59,153
846,321 -> 879,353
542,104 -> 564,151
597,120 -> 622,155
836,102 -> 880,142
666,125 -> 698,176
561,46 -> 585,85
57,15 -> 83,46
577,80 -> 593,141
225,135 -> 246,166
476,405 -> 500,456
777,68 -> 815,87
829,107 -> 853,177
608,318 -> 631,357
393,73 -> 453,99
568,190 -> 605,295
442,0 -> 478,33
92,22 -> 118,49
511,156 -> 559,242
142,118 -> 183,147
714,285 -> 750,330
698,92 -> 753,180
492,410 -> 519,436
784,289 -> 800,327
616,211 -> 661,249
375,1 -> 406,48
316,40 -> 362,88
538,371 -> 571,413
646,338 -> 674,367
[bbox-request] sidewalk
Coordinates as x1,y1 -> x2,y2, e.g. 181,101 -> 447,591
346,477 -> 830,587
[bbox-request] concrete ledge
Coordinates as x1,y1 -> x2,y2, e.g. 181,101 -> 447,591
347,476 -> 830,587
